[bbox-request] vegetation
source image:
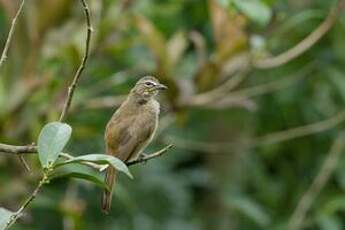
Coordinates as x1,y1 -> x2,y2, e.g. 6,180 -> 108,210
1,0 -> 345,229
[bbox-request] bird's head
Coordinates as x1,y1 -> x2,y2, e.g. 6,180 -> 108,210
131,76 -> 167,100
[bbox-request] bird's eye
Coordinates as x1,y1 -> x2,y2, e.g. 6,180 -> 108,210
145,82 -> 154,87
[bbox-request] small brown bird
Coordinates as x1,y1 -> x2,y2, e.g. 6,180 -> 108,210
101,76 -> 167,213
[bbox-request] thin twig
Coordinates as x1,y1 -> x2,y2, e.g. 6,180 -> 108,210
287,131 -> 345,230
59,152 -> 107,171
185,63 -> 313,108
253,110 -> 345,146
185,70 -> 249,106
253,0 -> 344,69
18,154 -> 31,172
5,173 -> 48,229
1,144 -> 172,229
0,143 -> 37,154
126,144 -> 173,166
163,110 -> 345,153
2,110 -> 345,158
229,64 -> 313,99
0,144 -> 173,169
0,0 -> 25,70
59,0 -> 92,122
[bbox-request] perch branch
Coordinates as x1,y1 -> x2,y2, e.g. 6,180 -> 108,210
126,144 -> 173,166
59,152 -> 107,171
59,0 -> 92,122
287,131 -> 345,230
2,144 -> 173,227
0,143 -> 37,154
0,0 -> 25,70
253,0 -> 344,69
0,144 -> 173,170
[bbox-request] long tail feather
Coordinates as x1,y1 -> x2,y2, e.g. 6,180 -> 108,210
101,167 -> 116,214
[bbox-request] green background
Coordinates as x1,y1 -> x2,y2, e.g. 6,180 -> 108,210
1,0 -> 345,229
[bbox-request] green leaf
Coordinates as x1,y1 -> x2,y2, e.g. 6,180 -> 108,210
317,215 -> 342,230
0,208 -> 14,230
232,0 -> 272,26
321,195 -> 345,215
56,154 -> 133,179
49,171 -> 109,191
37,122 -> 72,168
273,9 -> 324,37
327,67 -> 345,102
224,195 -> 271,227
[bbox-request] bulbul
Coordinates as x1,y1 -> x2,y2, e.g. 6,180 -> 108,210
101,76 -> 167,213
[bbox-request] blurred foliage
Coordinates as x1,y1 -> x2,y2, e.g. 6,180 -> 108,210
1,0 -> 345,229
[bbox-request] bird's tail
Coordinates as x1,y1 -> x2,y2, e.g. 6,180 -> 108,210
101,166 -> 116,214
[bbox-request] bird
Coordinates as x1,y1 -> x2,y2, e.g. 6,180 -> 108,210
101,76 -> 167,213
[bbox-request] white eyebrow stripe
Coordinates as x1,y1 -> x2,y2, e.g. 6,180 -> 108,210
144,80 -> 157,85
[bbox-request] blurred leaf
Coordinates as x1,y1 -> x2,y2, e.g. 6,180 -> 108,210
317,215 -> 342,230
224,195 -> 271,227
273,9 -> 324,37
167,31 -> 188,68
208,0 -> 247,63
232,0 -> 272,26
0,79 -> 5,115
327,67 -> 345,102
49,171 -> 109,191
321,195 -> 345,214
38,122 -> 72,168
37,0 -> 73,35
0,207 -> 14,230
134,14 -> 169,71
56,154 -> 133,179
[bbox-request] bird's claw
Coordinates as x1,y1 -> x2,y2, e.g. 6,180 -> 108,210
137,153 -> 149,163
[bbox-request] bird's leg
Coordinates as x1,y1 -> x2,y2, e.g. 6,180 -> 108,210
137,152 -> 149,163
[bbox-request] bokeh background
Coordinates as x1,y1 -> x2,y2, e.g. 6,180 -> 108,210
1,0 -> 345,229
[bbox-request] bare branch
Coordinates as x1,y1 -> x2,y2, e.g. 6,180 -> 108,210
0,143 -> 36,154
2,144 -> 172,227
0,144 -> 173,169
184,63 -> 313,109
59,152 -> 107,171
253,110 -> 345,146
126,144 -> 173,166
60,145 -> 173,170
0,0 -> 25,69
164,110 -> 345,152
184,70 -> 249,106
5,174 -> 48,229
253,0 -> 345,69
59,0 -> 92,122
287,131 -> 345,230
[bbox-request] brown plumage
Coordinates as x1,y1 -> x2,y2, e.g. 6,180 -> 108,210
101,76 -> 167,213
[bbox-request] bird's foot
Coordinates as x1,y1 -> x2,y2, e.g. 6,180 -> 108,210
137,153 -> 149,163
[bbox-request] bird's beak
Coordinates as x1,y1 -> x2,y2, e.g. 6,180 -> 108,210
155,83 -> 168,90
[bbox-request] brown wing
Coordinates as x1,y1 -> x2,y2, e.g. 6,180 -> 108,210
105,115 -> 155,162
103,111 -> 156,213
